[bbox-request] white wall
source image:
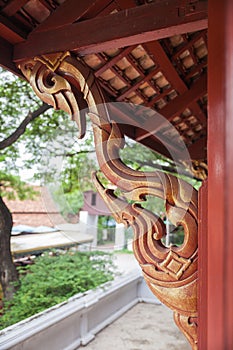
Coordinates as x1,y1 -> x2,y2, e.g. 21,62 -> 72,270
0,271 -> 159,350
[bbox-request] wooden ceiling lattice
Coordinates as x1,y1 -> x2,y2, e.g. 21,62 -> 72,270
0,0 -> 208,163
82,29 -> 207,151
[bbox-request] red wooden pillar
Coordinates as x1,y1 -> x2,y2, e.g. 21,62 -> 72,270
198,180 -> 207,349
207,1 -> 233,348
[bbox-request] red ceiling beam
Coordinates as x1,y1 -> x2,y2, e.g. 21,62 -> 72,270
32,0 -> 106,33
0,14 -> 26,44
108,103 -> 186,159
116,66 -> 161,102
14,0 -> 207,62
143,40 -> 207,125
143,40 -> 188,94
0,37 -> 22,76
94,46 -> 137,77
135,72 -> 207,141
172,30 -> 206,60
187,136 -> 207,160
1,0 -> 29,17
159,73 -> 207,120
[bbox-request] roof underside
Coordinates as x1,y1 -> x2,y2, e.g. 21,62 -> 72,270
0,0 -> 208,172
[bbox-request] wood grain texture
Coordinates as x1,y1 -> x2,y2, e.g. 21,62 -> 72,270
18,52 -> 199,348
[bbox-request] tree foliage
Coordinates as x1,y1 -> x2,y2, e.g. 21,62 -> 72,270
0,67 -> 93,299
0,68 -> 65,184
0,67 -> 97,215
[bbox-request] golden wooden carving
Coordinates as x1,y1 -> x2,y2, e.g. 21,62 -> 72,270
18,52 -> 198,349
191,160 -> 208,180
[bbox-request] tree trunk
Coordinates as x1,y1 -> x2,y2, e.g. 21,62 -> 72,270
0,196 -> 18,300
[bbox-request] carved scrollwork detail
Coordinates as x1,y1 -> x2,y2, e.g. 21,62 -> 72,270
18,52 -> 198,349
90,119 -> 198,349
191,160 -> 208,180
18,52 -> 108,139
91,119 -> 198,308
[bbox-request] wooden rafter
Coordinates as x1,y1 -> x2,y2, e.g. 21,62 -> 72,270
143,40 -> 207,128
172,30 -> 207,60
0,0 -> 207,161
135,72 -> 207,141
0,13 -> 26,44
32,0 -> 107,33
116,66 -> 161,102
1,0 -> 29,17
187,137 -> 206,160
94,46 -> 137,77
159,73 -> 207,120
13,0 -> 207,61
108,103 -> 187,159
0,37 -> 21,75
143,41 -> 188,94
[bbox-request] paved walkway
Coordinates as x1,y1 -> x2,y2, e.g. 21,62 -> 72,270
79,252 -> 190,350
79,303 -> 190,350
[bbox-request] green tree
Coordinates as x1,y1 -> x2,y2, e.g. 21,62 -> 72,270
0,68 -> 73,299
0,67 -> 99,300
50,137 -> 98,217
120,136 -> 199,183
0,68 -> 50,299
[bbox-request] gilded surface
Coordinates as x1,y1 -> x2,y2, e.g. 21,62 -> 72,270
19,53 -> 198,349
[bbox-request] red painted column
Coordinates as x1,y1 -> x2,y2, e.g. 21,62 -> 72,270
208,1 -> 233,349
198,180 -> 207,349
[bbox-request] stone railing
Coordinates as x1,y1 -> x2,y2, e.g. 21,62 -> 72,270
0,270 -> 158,350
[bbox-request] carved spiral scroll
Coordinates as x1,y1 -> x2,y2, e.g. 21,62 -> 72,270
19,52 -> 198,349
90,119 -> 198,349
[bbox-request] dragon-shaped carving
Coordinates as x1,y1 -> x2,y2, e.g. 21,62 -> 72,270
90,117 -> 198,349
18,52 -> 198,349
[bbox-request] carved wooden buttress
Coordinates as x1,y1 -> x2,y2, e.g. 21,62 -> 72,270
18,52 -> 198,349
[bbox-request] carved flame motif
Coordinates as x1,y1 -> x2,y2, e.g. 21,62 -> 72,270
19,53 -> 87,139
19,53 -> 198,349
90,120 -> 198,349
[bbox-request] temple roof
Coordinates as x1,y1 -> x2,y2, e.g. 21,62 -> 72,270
0,0 -> 208,170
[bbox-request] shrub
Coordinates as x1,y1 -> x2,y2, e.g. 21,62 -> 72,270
0,251 -> 115,329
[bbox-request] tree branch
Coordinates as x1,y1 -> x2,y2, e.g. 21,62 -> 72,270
0,103 -> 52,150
65,150 -> 95,157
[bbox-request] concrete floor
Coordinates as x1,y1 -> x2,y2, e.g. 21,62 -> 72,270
78,252 -> 191,350
79,303 -> 190,350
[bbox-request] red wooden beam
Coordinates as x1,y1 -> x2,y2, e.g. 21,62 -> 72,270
184,57 -> 207,81
160,72 -> 207,120
187,136 -> 207,160
1,0 -> 29,17
144,40 -> 207,125
32,0 -> 107,33
172,30 -> 206,60
135,72 -> 207,141
0,14 -> 26,44
0,37 -> 22,77
143,40 -> 188,94
95,52 -> 132,88
116,66 -> 161,102
94,46 -> 137,78
14,0 -> 208,62
108,103 -> 184,159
